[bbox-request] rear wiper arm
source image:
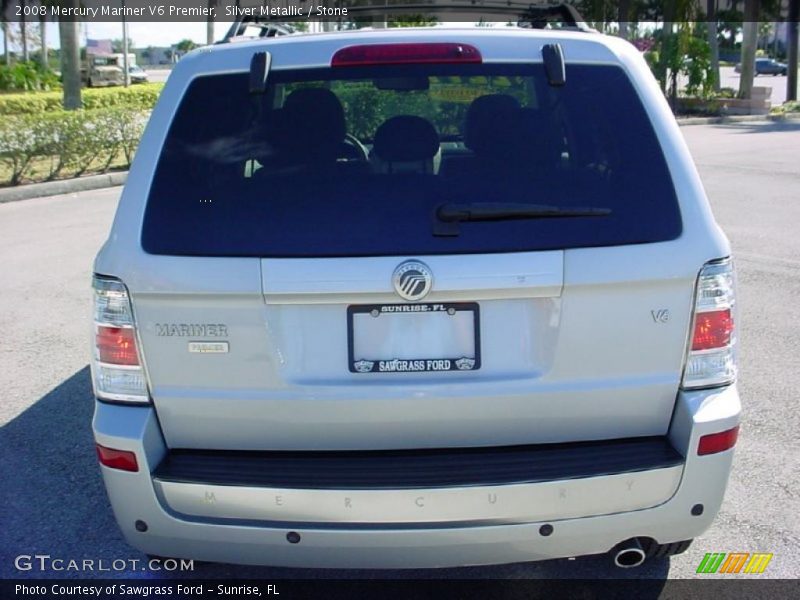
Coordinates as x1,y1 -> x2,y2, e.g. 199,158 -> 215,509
433,202 -> 612,237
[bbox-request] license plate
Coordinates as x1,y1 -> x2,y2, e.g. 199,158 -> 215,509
347,303 -> 480,373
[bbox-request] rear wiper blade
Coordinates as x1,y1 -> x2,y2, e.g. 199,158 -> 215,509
433,202 -> 611,236
438,202 -> 612,221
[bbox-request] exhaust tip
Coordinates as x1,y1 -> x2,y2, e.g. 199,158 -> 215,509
613,538 -> 647,569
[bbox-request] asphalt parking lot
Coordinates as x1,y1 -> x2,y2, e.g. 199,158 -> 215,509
1,121 -> 798,580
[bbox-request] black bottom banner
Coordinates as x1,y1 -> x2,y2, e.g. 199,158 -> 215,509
3,579 -> 800,600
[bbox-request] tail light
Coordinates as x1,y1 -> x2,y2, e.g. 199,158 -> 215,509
331,43 -> 482,67
91,275 -> 149,403
682,259 -> 737,389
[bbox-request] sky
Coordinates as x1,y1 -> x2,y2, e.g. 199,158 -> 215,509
82,21 -> 235,47
4,20 -> 508,52
2,21 -> 237,51
2,20 -> 683,53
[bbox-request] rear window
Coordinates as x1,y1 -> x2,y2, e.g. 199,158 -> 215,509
142,63 -> 681,257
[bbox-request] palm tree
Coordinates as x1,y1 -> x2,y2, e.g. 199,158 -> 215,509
788,0 -> 798,102
20,0 -> 29,62
707,0 -> 721,92
618,0 -> 630,40
59,1 -> 82,110
2,21 -> 9,66
206,0 -> 217,45
39,13 -> 48,69
37,0 -> 62,71
737,0 -> 759,99
1,0 -> 11,65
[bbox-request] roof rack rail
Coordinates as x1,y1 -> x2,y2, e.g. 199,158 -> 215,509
221,2 -> 593,41
341,2 -> 592,31
221,19 -> 296,43
516,3 -> 593,31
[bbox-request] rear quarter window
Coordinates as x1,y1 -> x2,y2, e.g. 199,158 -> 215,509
142,63 -> 681,257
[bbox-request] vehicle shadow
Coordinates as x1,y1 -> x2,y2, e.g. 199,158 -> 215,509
713,120 -> 800,134
0,367 -> 125,579
1,367 -> 669,585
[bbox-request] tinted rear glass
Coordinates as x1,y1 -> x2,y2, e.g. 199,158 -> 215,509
142,63 -> 681,257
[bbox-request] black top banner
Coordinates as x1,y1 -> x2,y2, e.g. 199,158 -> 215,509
1,0 -> 798,23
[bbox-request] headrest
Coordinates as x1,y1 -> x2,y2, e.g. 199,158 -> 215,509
372,115 -> 440,163
275,88 -> 346,159
463,94 -> 521,156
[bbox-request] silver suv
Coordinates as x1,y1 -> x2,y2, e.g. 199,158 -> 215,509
91,24 -> 740,569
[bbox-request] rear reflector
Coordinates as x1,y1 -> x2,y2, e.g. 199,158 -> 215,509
96,444 -> 139,472
96,326 -> 140,366
691,309 -> 733,351
697,426 -> 739,456
332,43 -> 482,67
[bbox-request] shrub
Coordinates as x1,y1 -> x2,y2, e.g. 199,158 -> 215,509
683,36 -> 714,98
0,107 -> 149,185
0,61 -> 61,92
0,83 -> 163,116
770,100 -> 800,116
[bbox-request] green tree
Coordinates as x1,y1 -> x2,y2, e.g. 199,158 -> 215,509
175,39 -> 199,53
647,20 -> 715,107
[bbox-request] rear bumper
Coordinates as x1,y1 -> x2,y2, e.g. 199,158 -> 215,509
92,384 -> 740,568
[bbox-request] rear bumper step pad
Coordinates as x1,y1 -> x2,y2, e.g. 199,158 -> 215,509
154,436 -> 683,490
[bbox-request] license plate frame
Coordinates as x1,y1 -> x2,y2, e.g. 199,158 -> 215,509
347,302 -> 481,374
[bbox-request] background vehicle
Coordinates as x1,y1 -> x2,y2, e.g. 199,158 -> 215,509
81,53 -> 138,87
735,57 -> 788,76
128,64 -> 149,84
91,14 -> 740,570
81,54 -> 123,87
